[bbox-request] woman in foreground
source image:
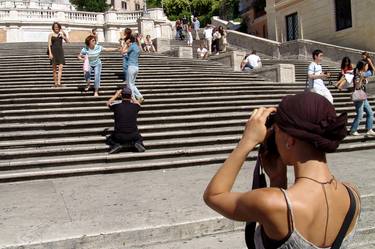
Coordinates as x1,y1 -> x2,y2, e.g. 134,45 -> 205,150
204,92 -> 361,249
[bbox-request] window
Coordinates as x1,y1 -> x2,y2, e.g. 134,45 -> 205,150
121,1 -> 127,10
335,0 -> 352,31
135,3 -> 140,11
286,13 -> 298,41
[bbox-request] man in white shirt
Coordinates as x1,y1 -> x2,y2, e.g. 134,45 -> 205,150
241,50 -> 262,70
197,43 -> 208,60
307,49 -> 333,104
193,17 -> 200,40
203,24 -> 213,55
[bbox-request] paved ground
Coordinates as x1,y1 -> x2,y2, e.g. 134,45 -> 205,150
0,149 -> 374,249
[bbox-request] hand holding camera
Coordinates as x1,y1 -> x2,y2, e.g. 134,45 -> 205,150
323,71 -> 331,78
239,107 -> 277,150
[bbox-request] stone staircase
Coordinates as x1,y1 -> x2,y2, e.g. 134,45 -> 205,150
0,43 -> 374,248
0,43 -> 374,182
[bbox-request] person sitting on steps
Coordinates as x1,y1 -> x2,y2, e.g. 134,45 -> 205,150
106,87 -> 145,154
241,50 -> 262,71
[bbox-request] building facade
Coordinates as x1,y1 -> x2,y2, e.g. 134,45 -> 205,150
242,0 -> 375,52
240,0 -> 267,38
107,0 -> 144,12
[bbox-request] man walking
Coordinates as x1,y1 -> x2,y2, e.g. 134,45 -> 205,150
203,24 -> 213,55
106,87 -> 145,154
192,17 -> 200,40
307,49 -> 333,104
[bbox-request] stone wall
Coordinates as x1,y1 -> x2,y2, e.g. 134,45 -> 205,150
0,29 -> 6,43
225,28 -> 375,64
68,30 -> 91,43
226,30 -> 281,58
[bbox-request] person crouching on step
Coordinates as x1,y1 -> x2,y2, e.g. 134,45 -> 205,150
106,87 -> 146,154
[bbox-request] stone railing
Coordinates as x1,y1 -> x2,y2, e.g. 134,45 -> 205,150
65,11 -> 98,24
0,0 -> 72,10
17,9 -> 57,21
116,11 -> 143,23
211,16 -> 241,30
0,9 -> 9,18
227,30 -> 281,58
279,39 -> 375,64
0,8 -> 141,26
0,7 -> 171,43
226,29 -> 375,63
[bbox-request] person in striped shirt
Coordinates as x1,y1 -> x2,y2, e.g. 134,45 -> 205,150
78,35 -> 120,97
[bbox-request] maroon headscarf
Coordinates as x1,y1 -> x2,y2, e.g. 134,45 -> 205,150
275,92 -> 348,153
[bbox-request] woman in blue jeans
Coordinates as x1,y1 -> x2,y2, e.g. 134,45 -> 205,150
121,28 -> 132,82
350,61 -> 375,136
78,35 -> 119,97
121,34 -> 143,103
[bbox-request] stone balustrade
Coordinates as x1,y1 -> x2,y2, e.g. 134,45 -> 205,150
0,8 -> 142,26
0,8 -> 171,43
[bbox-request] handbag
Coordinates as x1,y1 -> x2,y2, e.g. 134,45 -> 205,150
244,156 -> 267,249
352,89 -> 367,102
83,55 -> 89,72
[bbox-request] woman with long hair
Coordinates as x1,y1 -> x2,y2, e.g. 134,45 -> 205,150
361,51 -> 374,78
349,61 -> 375,137
121,28 -> 132,82
204,92 -> 361,248
48,22 -> 69,87
218,26 -> 227,52
121,35 -> 143,103
336,56 -> 354,90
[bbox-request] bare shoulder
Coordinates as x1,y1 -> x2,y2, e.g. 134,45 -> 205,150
341,181 -> 361,199
238,188 -> 286,221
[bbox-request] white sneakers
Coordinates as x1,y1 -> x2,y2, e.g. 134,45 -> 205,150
351,129 -> 375,137
350,131 -> 360,136
366,129 -> 375,137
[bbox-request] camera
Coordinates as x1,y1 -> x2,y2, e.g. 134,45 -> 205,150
260,113 -> 278,156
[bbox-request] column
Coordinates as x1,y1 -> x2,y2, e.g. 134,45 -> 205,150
138,16 -> 155,38
265,0 -> 278,41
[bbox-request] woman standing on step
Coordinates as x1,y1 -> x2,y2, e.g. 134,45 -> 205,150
204,92 -> 361,249
218,26 -> 227,53
349,61 -> 375,137
121,28 -> 133,82
78,35 -> 120,97
121,35 -> 144,104
48,22 -> 69,87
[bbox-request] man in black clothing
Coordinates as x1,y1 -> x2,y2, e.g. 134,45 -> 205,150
106,87 -> 145,154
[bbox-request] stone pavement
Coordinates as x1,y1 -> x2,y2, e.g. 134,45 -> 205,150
0,149 -> 374,249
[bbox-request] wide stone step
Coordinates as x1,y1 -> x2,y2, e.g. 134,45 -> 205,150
0,126 -> 243,149
0,100 -> 360,116
0,134 -> 243,160
0,103 -> 367,123
1,139 -> 375,182
0,83 -> 302,94
0,145 -> 250,181
0,91 -> 364,106
0,108 -> 369,131
0,86 -> 308,100
1,131 -> 374,161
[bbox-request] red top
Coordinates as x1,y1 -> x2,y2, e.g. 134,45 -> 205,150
341,65 -> 353,74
